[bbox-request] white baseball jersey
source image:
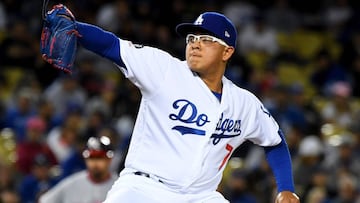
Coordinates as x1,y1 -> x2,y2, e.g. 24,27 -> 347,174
39,170 -> 117,203
116,39 -> 281,194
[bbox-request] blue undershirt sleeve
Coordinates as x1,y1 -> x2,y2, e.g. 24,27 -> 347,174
76,22 -> 125,67
264,129 -> 295,192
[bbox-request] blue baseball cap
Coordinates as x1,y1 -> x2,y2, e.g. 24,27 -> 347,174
176,12 -> 237,48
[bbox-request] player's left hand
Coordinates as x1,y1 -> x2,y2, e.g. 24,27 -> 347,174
40,4 -> 80,74
275,191 -> 300,203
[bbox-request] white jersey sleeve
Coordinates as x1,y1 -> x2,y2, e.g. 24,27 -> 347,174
242,91 -> 281,146
116,39 -> 182,97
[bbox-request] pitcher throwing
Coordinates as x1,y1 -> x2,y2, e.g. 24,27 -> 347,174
41,4 -> 300,203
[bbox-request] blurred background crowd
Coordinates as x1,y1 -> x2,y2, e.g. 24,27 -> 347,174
1,0 -> 360,202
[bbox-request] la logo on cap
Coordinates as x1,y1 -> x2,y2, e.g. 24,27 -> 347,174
225,31 -> 230,38
194,15 -> 204,25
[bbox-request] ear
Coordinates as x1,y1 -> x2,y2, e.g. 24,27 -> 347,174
222,47 -> 235,61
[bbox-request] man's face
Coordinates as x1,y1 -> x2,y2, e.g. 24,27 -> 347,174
85,157 -> 112,181
185,33 -> 234,75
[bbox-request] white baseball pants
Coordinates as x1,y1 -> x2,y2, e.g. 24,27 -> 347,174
103,172 -> 229,203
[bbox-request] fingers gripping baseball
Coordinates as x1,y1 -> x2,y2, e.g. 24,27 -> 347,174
276,191 -> 300,203
40,4 -> 80,74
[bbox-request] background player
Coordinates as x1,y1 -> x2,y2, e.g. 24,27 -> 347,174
39,136 -> 117,203
44,5 -> 300,203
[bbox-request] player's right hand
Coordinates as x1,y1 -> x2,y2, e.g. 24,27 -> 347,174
275,191 -> 300,203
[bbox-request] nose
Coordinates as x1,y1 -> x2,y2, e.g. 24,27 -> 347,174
190,40 -> 200,49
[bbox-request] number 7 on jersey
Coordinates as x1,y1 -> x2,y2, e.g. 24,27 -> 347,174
219,144 -> 233,170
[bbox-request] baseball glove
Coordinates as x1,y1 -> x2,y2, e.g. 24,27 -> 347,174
40,4 -> 80,74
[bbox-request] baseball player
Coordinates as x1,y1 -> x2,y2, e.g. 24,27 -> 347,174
39,136 -> 118,203
46,6 -> 300,203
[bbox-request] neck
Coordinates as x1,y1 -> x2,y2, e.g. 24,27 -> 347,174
204,79 -> 222,93
193,63 -> 226,93
199,72 -> 223,93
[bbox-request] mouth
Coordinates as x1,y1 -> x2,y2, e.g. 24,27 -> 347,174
189,52 -> 201,58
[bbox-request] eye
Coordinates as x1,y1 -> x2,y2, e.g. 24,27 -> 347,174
199,36 -> 215,44
186,35 -> 196,44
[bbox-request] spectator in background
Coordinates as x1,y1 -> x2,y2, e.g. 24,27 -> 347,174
39,136 -> 118,203
321,81 -> 354,129
225,54 -> 254,89
4,88 -> 37,142
18,154 -> 58,203
331,170 -> 360,202
57,133 -> 88,180
302,168 -> 331,203
82,110 -> 107,139
222,0 -> 257,28
0,19 -> 37,69
0,163 -> 17,192
310,49 -> 350,96
15,116 -> 57,175
289,0 -> 325,30
288,83 -> 322,135
266,84 -> 309,134
85,80 -> 117,120
238,13 -> 279,56
154,24 -> 175,55
43,76 -> 86,118
36,98 -> 63,133
323,134 -> 360,189
46,109 -> 83,164
116,79 -> 141,117
46,125 -> 78,164
285,126 -> 304,159
242,149 -> 277,203
76,56 -> 105,98
221,169 -> 257,203
95,0 -> 130,34
96,126 -> 124,174
114,114 -> 134,153
293,135 -> 325,199
0,188 -> 20,203
323,0 -> 353,34
266,0 -> 300,33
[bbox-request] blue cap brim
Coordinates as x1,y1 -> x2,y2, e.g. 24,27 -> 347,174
175,23 -> 217,38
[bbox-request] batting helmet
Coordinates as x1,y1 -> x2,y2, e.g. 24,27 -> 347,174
82,136 -> 114,159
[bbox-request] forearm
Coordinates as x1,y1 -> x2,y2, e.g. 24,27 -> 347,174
76,22 -> 124,66
264,129 -> 295,192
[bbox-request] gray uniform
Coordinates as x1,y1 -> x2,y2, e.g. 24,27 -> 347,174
39,170 -> 117,203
